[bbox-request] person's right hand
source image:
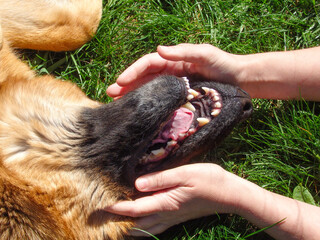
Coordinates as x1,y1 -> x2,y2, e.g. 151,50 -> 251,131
105,163 -> 244,236
107,43 -> 245,98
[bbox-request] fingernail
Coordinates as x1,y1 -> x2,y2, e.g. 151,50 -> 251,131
136,178 -> 148,190
157,45 -> 170,51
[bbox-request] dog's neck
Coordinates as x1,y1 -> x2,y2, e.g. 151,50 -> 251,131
0,69 -> 133,238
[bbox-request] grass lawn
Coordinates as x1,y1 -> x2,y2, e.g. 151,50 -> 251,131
26,0 -> 320,239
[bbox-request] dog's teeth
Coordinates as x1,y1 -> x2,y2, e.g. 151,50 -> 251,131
151,148 -> 166,158
188,128 -> 196,134
182,102 -> 196,112
167,140 -> 177,147
197,117 -> 210,127
187,94 -> 194,100
214,101 -> 222,109
182,77 -> 190,90
211,109 -> 221,117
202,87 -> 210,94
213,95 -> 221,101
188,89 -> 200,98
210,89 -> 220,97
178,133 -> 188,140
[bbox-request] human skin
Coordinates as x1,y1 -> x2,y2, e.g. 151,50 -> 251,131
107,44 -> 320,101
105,44 -> 320,239
105,164 -> 320,239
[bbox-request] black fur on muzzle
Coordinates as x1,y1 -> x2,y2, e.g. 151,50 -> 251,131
77,75 -> 252,190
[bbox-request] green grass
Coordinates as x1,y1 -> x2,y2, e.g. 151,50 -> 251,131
26,0 -> 320,239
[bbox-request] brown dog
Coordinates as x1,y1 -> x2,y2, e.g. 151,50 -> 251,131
0,1 -> 252,239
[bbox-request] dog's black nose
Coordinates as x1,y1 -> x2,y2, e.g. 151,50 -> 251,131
237,88 -> 253,120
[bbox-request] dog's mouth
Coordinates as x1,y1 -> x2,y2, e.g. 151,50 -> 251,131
137,77 -> 223,169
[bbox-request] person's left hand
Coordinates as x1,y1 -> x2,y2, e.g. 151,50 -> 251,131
104,163 -> 244,236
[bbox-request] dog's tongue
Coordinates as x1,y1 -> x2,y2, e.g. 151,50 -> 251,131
153,107 -> 194,143
169,108 -> 194,140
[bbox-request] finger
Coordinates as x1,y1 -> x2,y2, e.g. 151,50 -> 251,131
107,72 -> 160,97
157,43 -> 218,64
106,83 -> 127,98
104,192 -> 174,217
135,166 -> 189,192
116,52 -> 168,86
107,63 -> 188,98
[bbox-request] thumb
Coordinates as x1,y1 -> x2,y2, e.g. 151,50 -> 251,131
135,167 -> 187,192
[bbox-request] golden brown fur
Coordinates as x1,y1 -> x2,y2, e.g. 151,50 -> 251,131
0,1 -> 253,239
0,1 -> 134,239
0,0 -> 102,51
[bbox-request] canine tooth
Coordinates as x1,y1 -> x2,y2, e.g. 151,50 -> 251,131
211,109 -> 221,117
182,102 -> 196,112
151,148 -> 166,157
214,101 -> 222,108
202,87 -> 210,94
188,89 -> 200,98
197,117 -> 210,127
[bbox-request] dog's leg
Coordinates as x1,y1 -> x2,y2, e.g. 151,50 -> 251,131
0,37 -> 35,83
0,0 -> 102,51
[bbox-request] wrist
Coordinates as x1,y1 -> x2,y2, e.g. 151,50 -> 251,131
234,50 -> 303,100
217,171 -> 267,216
233,53 -> 266,98
204,167 -> 256,215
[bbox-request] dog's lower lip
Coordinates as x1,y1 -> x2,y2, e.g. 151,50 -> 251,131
138,81 -> 223,166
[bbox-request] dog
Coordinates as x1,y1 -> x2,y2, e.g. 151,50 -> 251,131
0,1 -> 252,239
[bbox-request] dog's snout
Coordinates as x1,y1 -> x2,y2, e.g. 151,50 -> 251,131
241,98 -> 253,118
237,87 -> 250,98
236,88 -> 253,119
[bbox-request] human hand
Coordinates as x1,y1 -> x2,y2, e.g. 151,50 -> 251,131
105,163 -> 244,236
107,43 -> 245,98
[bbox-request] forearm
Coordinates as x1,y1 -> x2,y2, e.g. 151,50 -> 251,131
238,46 -> 320,101
233,176 -> 320,240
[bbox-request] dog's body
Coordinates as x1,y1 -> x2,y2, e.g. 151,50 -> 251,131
0,0 -> 102,51
0,1 -> 252,239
